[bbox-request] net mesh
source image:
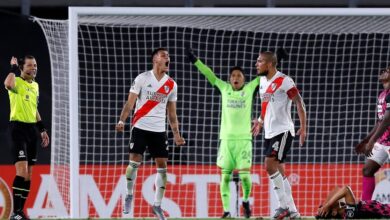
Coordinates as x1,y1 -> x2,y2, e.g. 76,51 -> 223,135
35,14 -> 390,218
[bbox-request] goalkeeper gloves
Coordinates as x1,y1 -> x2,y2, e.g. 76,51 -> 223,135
186,48 -> 198,64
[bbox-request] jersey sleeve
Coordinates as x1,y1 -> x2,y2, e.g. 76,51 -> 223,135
194,59 -> 218,85
282,76 -> 299,99
385,93 -> 390,110
168,82 -> 178,102
7,77 -> 19,93
193,59 -> 228,91
246,76 -> 260,94
129,74 -> 143,94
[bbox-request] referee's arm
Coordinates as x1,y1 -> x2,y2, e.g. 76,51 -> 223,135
4,56 -> 18,90
36,111 -> 50,147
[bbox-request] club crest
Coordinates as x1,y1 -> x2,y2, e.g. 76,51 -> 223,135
164,85 -> 170,93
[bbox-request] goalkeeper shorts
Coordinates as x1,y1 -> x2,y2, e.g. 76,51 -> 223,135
217,139 -> 252,170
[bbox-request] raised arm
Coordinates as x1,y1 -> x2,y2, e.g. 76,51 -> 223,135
186,48 -> 218,86
4,56 -> 18,90
116,92 -> 138,132
167,101 -> 185,146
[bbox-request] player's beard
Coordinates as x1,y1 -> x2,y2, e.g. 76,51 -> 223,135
258,70 -> 268,76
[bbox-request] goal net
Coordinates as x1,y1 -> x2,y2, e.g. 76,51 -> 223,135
35,8 -> 390,218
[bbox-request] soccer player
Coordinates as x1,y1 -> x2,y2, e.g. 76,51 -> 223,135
4,56 -> 50,220
355,67 -> 390,201
116,48 -> 185,220
251,51 -> 306,219
317,185 -> 390,219
186,48 -> 259,218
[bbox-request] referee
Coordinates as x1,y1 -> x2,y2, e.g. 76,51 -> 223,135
4,56 -> 49,220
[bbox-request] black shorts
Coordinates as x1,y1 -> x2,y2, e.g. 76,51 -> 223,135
129,127 -> 169,158
264,131 -> 293,163
9,121 -> 38,165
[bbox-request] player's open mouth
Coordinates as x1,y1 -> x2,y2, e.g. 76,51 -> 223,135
165,61 -> 169,67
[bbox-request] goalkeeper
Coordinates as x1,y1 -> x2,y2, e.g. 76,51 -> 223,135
187,48 -> 259,219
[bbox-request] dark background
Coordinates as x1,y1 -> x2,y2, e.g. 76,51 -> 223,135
0,11 -> 51,164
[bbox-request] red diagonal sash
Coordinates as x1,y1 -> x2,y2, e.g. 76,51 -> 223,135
132,78 -> 174,125
261,77 -> 285,120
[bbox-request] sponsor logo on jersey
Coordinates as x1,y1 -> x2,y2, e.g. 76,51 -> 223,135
227,99 -> 245,108
146,91 -> 167,103
261,93 -> 272,102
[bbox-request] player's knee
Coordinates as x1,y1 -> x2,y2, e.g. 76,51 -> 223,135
239,171 -> 250,182
221,170 -> 232,183
264,159 -> 278,174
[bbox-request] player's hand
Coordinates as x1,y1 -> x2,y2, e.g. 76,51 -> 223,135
185,48 -> 198,64
317,203 -> 331,217
364,140 -> 375,157
10,56 -> 18,66
251,118 -> 263,136
115,120 -> 125,132
296,128 -> 306,147
9,56 -> 19,73
174,133 -> 186,146
355,138 -> 369,154
41,131 -> 50,147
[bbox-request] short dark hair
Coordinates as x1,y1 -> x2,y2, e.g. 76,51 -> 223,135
18,55 -> 36,71
260,51 -> 277,67
151,48 -> 167,61
381,67 -> 390,73
230,66 -> 244,75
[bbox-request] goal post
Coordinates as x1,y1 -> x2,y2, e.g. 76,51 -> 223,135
34,7 -> 390,218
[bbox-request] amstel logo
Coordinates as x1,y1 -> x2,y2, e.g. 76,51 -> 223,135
0,177 -> 12,219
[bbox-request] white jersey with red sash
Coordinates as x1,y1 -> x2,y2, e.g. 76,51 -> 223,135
130,70 -> 177,132
259,71 -> 299,139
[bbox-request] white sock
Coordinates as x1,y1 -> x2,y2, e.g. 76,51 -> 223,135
269,171 -> 287,209
154,168 -> 167,206
125,161 -> 140,195
283,177 -> 297,212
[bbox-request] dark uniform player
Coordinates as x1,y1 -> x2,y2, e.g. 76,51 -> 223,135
355,67 -> 390,201
317,185 -> 390,219
4,56 -> 50,220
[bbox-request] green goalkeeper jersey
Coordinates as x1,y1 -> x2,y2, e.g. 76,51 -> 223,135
194,59 -> 259,140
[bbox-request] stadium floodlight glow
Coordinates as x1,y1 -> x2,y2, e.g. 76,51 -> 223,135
34,7 -> 390,218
